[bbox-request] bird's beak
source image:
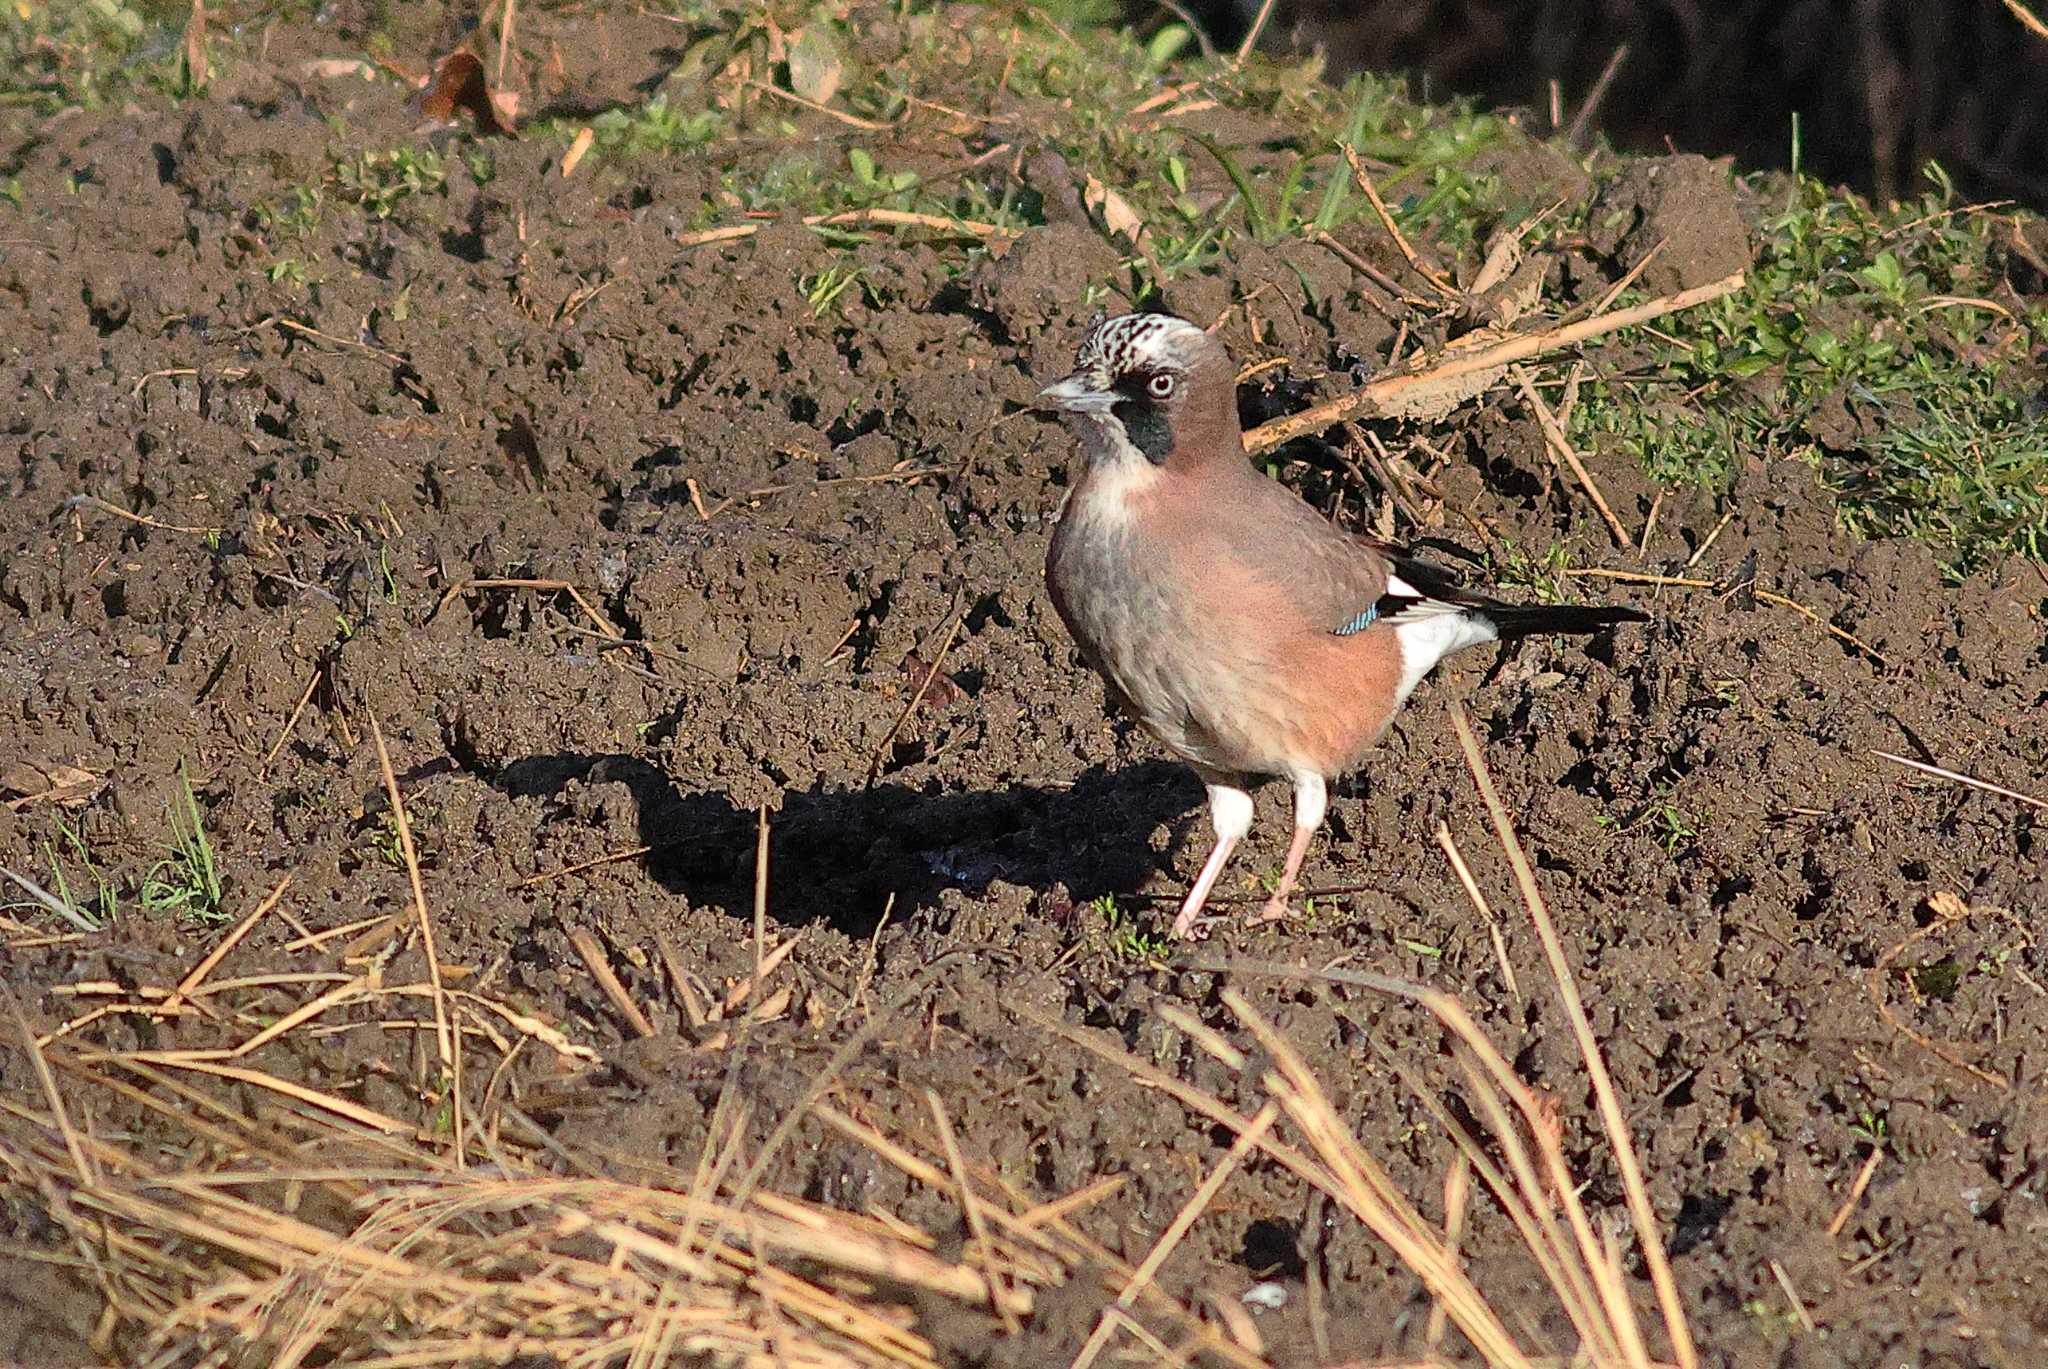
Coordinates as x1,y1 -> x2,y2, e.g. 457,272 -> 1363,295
1035,373 -> 1116,415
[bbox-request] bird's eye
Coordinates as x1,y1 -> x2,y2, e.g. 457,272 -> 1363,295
1145,372 -> 1177,399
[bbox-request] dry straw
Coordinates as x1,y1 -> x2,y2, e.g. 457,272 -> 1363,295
1,702 -> 1695,1366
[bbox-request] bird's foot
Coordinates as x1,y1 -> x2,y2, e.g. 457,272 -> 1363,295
1251,893 -> 1293,926
1169,908 -> 1216,941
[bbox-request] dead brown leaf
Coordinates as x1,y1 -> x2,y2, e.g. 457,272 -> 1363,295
410,51 -> 519,138
1083,174 -> 1152,251
899,651 -> 964,708
1,762 -> 106,812
181,0 -> 209,91
786,26 -> 846,106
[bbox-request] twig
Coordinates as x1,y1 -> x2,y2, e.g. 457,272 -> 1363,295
165,876 -> 296,1012
1565,567 -> 1889,666
745,79 -> 893,129
369,713 -> 460,1165
1233,0 -> 1279,61
753,805 -> 771,987
131,366 -> 199,396
1448,704 -> 1697,1369
1999,0 -> 2048,41
1151,0 -> 1216,57
1826,1147 -> 1884,1237
559,125 -> 594,177
0,867 -> 101,934
1434,823 -> 1519,1000
1425,1157 -> 1474,1351
2,980 -> 94,1184
259,667 -> 323,773
1767,1259 -> 1816,1335
1071,1102 -> 1279,1369
1243,271 -> 1747,453
1510,365 -> 1630,546
432,578 -> 622,641
1565,44 -> 1630,146
1304,228 -> 1414,311
928,1090 -> 1021,1334
495,0 -> 516,90
1638,490 -> 1664,557
568,928 -> 656,1038
865,613 -> 962,783
1586,238 -> 1666,318
271,315 -> 407,365
1683,509 -> 1736,568
63,494 -> 220,537
511,844 -> 652,888
1871,750 -> 2047,811
677,207 -> 1018,248
1339,144 -> 1455,298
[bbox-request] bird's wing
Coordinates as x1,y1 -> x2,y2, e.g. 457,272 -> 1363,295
1187,464 -> 1519,635
1338,534 -> 1499,630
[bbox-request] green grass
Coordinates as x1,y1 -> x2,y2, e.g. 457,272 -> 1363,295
1597,791 -> 1702,855
1566,166 -> 2048,573
1,0 -> 163,112
45,819 -> 119,929
1089,894 -> 1171,963
0,816 -> 117,932
139,767 -> 226,924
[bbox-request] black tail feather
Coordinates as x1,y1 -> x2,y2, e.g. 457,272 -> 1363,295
1357,535 -> 1651,640
1480,602 -> 1652,639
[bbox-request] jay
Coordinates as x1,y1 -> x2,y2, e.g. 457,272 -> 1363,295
1038,313 -> 1648,939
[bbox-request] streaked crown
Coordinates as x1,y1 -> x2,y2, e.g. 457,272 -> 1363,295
1070,313 -> 1217,385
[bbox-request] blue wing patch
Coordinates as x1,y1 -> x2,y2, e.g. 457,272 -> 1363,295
1333,604 -> 1378,636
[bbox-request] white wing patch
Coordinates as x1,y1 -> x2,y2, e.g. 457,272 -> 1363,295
1390,600 -> 1498,702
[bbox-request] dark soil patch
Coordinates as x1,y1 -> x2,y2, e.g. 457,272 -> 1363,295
3,9 -> 2046,1367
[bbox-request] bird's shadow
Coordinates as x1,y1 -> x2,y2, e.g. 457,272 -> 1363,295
495,753 -> 1204,936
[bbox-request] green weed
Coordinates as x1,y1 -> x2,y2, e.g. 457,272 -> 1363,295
46,820 -> 118,929
1091,894 -> 1170,962
139,767 -> 225,924
1487,542 -> 1575,602
1597,792 -> 1701,855
587,95 -> 722,160
802,262 -> 869,316
1568,164 -> 2048,572
331,148 -> 447,219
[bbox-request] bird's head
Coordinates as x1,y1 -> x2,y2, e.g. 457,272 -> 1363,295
1035,312 -> 1240,468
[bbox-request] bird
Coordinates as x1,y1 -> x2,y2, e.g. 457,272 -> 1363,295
1037,312 -> 1649,940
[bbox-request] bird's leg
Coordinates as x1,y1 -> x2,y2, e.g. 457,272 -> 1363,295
1256,773 -> 1327,924
1171,781 -> 1253,940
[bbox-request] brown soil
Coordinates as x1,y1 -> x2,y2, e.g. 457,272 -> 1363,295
4,11 -> 2047,1367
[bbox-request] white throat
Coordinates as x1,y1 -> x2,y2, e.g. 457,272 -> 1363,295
1061,413 -> 1164,515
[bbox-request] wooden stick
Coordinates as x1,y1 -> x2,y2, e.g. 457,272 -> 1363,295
1242,272 -> 1745,454
1071,1103 -> 1278,1369
678,207 -> 1018,248
165,875 -> 295,1010
568,929 -> 656,1038
1340,144 -> 1454,297
259,668 -> 322,773
369,713 -> 460,1164
1448,706 -> 1696,1369
1511,365 -> 1630,547
1872,749 -> 2047,811
1826,1147 -> 1884,1237
866,613 -> 962,783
